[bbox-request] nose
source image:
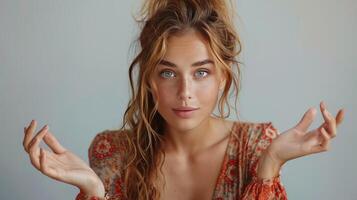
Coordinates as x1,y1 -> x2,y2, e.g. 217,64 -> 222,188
177,77 -> 192,101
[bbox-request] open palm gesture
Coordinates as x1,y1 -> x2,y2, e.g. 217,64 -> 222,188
23,120 -> 104,196
268,101 -> 345,165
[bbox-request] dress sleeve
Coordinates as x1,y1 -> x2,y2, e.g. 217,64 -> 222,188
75,130 -> 126,200
241,122 -> 288,200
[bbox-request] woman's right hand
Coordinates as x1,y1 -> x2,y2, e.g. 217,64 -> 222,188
23,120 -> 105,197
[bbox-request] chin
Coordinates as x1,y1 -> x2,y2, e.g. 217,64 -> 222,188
164,115 -> 207,132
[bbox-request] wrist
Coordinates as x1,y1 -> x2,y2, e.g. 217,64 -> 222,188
78,177 -> 105,198
256,148 -> 285,179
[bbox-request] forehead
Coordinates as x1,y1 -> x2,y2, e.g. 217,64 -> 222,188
164,29 -> 213,62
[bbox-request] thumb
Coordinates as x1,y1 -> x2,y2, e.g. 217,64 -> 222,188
294,107 -> 317,132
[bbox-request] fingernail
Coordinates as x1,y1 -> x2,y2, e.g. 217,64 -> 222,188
311,107 -> 317,114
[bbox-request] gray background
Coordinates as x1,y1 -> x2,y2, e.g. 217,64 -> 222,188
1,0 -> 356,199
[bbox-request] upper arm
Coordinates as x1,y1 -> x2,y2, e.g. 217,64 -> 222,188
88,130 -> 128,197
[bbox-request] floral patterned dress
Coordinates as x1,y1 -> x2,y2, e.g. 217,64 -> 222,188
76,121 -> 288,200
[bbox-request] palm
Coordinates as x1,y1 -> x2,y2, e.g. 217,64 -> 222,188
271,127 -> 324,162
40,148 -> 97,187
23,121 -> 103,192
268,102 -> 344,165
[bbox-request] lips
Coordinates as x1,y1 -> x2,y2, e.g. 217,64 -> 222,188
172,106 -> 199,111
172,107 -> 199,118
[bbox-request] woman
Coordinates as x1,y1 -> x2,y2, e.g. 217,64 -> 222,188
22,0 -> 345,199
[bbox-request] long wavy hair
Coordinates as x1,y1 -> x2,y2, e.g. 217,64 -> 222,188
118,0 -> 242,199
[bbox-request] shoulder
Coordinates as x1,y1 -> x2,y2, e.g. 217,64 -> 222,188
250,121 -> 279,144
88,129 -> 131,161
229,121 -> 279,153
87,129 -> 130,196
231,121 -> 279,141
234,121 -> 279,157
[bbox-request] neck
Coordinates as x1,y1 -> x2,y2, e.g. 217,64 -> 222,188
162,116 -> 223,155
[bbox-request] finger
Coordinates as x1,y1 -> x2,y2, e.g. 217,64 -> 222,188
23,120 -> 37,153
311,127 -> 330,154
25,119 -> 34,131
335,108 -> 345,126
40,148 -> 52,176
295,107 -> 317,132
28,125 -> 49,169
24,119 -> 33,133
24,122 -> 31,133
27,124 -> 48,152
43,131 -> 67,154
320,101 -> 337,138
318,127 -> 331,153
39,148 -> 47,173
319,127 -> 331,148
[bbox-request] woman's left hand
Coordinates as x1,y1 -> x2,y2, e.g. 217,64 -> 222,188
267,101 -> 345,166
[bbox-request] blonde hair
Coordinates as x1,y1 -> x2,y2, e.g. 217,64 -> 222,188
119,0 -> 242,199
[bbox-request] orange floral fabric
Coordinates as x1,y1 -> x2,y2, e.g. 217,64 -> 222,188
76,121 -> 288,200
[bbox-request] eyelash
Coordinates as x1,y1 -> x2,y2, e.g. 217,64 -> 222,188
159,69 -> 210,79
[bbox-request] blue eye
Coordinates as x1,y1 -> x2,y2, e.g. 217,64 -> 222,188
195,70 -> 209,78
159,69 -> 209,79
160,70 -> 175,78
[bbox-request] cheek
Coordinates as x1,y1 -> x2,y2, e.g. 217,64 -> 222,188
154,84 -> 175,105
197,81 -> 220,105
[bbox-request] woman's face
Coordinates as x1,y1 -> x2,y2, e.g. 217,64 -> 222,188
150,29 -> 225,132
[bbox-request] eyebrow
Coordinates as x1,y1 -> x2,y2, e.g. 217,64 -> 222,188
158,59 -> 214,68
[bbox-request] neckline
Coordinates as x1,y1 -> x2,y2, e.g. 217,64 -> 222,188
211,120 -> 237,198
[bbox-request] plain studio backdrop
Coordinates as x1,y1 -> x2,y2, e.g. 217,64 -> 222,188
1,0 -> 356,199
